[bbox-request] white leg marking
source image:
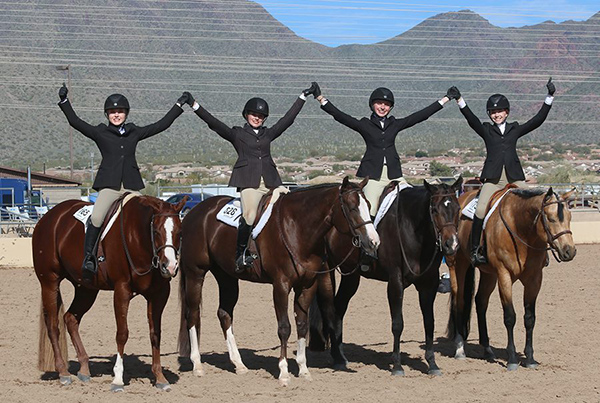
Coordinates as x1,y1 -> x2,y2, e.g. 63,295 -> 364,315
278,358 -> 290,386
296,338 -> 311,380
163,218 -> 178,275
359,197 -> 381,247
226,327 -> 248,374
112,352 -> 124,386
455,343 -> 466,360
189,326 -> 204,376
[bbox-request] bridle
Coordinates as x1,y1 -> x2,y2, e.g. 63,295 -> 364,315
396,189 -> 459,277
499,191 -> 572,262
120,201 -> 181,276
338,188 -> 373,248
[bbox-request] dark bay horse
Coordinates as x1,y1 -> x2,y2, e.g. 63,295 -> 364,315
34,196 -> 186,391
447,187 -> 576,370
310,178 -> 462,376
177,177 -> 380,386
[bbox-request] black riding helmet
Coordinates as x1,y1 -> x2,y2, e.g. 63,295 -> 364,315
369,87 -> 394,112
486,94 -> 510,115
104,94 -> 130,113
242,97 -> 269,119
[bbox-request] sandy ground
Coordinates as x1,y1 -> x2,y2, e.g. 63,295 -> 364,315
1,245 -> 599,402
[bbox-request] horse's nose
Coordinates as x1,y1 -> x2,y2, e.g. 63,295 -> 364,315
560,245 -> 577,262
443,235 -> 459,256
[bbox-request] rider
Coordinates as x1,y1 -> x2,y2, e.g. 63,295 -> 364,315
451,78 -> 556,265
183,83 -> 319,272
58,84 -> 188,284
314,84 -> 459,218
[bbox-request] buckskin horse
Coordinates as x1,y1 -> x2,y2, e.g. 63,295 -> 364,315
34,195 -> 186,391
310,177 -> 462,376
177,177 -> 380,386
447,186 -> 576,370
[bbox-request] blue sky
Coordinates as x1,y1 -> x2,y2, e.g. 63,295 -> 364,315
253,0 -> 599,47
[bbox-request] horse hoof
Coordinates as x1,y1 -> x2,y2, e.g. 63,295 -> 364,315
155,383 -> 171,391
391,369 -> 405,376
111,383 -> 125,393
526,362 -> 539,369
454,352 -> 466,360
332,362 -> 348,371
193,368 -> 205,377
77,372 -> 91,383
507,363 -> 519,371
299,372 -> 312,381
428,369 -> 442,377
59,376 -> 72,386
278,377 -> 290,387
235,366 -> 249,375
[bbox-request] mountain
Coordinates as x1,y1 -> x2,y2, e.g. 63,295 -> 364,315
0,2 -> 598,171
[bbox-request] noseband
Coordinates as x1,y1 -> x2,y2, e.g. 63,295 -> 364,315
499,191 -> 572,262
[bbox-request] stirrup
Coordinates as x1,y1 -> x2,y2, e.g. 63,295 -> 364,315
235,250 -> 256,273
470,246 -> 487,266
81,255 -> 97,283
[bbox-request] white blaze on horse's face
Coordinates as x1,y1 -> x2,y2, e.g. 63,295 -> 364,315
358,193 -> 380,248
163,217 -> 178,276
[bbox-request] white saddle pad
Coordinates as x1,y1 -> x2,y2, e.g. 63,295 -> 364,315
374,182 -> 413,229
216,199 -> 242,228
73,194 -> 137,240
461,189 -> 513,230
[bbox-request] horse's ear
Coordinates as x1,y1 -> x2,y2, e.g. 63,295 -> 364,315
546,187 -> 554,198
452,176 -> 463,192
342,176 -> 350,188
561,187 -> 576,202
358,177 -> 369,189
423,179 -> 432,193
174,196 -> 188,213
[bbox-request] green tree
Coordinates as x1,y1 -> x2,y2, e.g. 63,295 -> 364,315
415,150 -> 428,158
429,161 -> 453,176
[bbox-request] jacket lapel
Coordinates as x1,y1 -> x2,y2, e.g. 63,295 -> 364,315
243,124 -> 262,138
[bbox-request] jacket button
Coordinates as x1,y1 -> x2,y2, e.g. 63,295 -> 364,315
259,156 -> 262,160
383,147 -> 386,151
120,145 -> 124,149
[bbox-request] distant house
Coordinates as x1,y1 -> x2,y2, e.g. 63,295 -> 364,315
0,166 -> 81,205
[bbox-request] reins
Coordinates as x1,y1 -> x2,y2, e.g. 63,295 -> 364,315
119,198 -> 181,276
498,191 -> 572,263
395,190 -> 457,277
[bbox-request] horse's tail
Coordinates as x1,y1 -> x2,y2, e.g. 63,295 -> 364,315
177,264 -> 191,357
446,263 -> 476,340
308,294 -> 329,351
37,298 -> 68,371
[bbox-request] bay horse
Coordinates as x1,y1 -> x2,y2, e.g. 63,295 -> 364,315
177,177 -> 380,386
447,187 -> 576,370
310,177 -> 463,376
34,195 -> 186,391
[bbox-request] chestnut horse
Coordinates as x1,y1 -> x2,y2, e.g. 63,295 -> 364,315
447,187 -> 576,370
310,178 -> 462,376
177,178 -> 380,386
34,196 -> 186,391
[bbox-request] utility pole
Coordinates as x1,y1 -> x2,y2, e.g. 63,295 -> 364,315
56,64 -> 73,179
90,152 -> 94,183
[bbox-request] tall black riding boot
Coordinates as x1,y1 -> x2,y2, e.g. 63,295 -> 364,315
235,217 -> 255,273
82,224 -> 101,284
470,216 -> 487,266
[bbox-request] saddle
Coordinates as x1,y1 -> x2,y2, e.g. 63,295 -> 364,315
93,193 -> 137,284
378,180 -> 399,207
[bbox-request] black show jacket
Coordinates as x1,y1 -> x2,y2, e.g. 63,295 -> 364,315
194,97 -> 305,189
59,100 -> 183,190
459,102 -> 551,181
321,100 -> 442,180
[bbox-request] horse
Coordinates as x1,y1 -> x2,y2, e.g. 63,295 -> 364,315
310,177 -> 463,376
447,186 -> 576,370
34,195 -> 186,391
177,177 -> 380,386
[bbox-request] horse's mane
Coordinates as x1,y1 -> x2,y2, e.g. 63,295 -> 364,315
511,188 -> 547,198
288,183 -> 339,193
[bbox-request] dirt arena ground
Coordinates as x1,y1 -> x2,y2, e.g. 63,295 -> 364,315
1,245 -> 599,402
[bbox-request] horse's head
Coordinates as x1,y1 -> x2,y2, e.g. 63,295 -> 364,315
336,177 -> 380,259
537,187 -> 576,262
423,176 -> 462,256
149,196 -> 187,278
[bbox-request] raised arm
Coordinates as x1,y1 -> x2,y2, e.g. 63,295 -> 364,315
315,83 -> 362,132
137,94 -> 185,140
187,92 -> 235,142
454,87 -> 486,137
268,89 -> 309,140
397,89 -> 452,130
57,84 -> 98,140
518,78 -> 554,137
